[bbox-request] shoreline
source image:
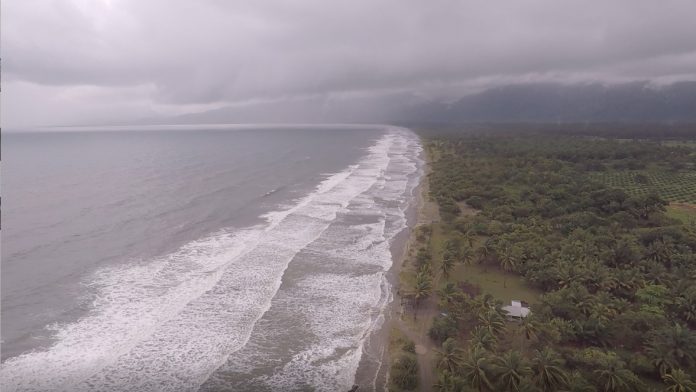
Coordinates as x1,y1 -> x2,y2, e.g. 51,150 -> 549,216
354,132 -> 428,391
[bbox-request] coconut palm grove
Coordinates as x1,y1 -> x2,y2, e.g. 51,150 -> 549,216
390,125 -> 696,392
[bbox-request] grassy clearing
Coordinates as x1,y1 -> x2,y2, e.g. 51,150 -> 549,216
589,170 -> 696,203
449,263 -> 542,305
666,203 -> 696,225
430,221 -> 542,305
388,327 -> 415,361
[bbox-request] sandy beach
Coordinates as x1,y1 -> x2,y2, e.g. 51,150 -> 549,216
354,136 -> 440,391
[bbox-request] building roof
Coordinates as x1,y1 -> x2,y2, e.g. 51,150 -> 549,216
503,300 -> 530,318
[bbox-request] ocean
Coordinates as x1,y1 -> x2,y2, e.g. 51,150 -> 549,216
0,125 -> 423,391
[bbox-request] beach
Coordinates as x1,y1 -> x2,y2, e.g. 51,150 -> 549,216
353,135 -> 439,391
381,140 -> 441,392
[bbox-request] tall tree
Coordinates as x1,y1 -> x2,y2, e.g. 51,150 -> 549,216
592,358 -> 644,392
438,282 -> 458,307
646,323 -> 696,372
413,271 -> 432,319
441,251 -> 455,279
478,308 -> 506,336
662,369 -> 696,392
520,317 -> 540,343
493,351 -> 532,392
531,348 -> 569,392
560,371 -> 596,392
460,244 -> 474,267
477,239 -> 495,266
435,338 -> 464,374
497,242 -> 521,287
470,326 -> 497,351
461,346 -> 494,392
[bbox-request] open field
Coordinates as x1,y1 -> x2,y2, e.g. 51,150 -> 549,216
666,203 -> 696,225
449,263 -> 542,305
429,222 -> 541,305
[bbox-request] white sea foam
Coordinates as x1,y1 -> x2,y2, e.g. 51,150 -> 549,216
0,127 -> 423,392
202,128 -> 423,391
258,272 -> 387,391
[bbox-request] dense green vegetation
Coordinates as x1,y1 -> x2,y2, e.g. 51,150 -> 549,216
416,128 -> 696,391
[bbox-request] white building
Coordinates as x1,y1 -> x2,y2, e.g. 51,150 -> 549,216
503,300 -> 530,319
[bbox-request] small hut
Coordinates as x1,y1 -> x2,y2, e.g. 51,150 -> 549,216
502,300 -> 530,320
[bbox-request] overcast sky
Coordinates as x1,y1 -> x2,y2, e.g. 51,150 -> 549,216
3,0 -> 696,128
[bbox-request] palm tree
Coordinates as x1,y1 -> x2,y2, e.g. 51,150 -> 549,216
646,238 -> 676,268
663,369 -> 696,392
419,260 -> 433,276
613,268 -> 645,298
520,317 -> 540,345
585,264 -> 617,293
478,308 -> 506,336
676,289 -> 696,327
391,355 -> 418,390
531,348 -> 569,391
460,346 -> 494,392
560,371 -> 595,392
436,338 -> 464,373
441,251 -> 455,279
646,342 -> 678,378
461,226 -> 476,248
646,323 -> 696,371
477,239 -> 495,266
589,302 -> 615,329
517,378 -> 543,392
471,293 -> 498,313
413,271 -> 432,319
571,290 -> 596,318
445,238 -> 462,256
460,244 -> 474,267
497,242 -> 520,288
438,282 -> 458,307
470,326 -> 497,351
592,358 -> 643,392
493,351 -> 532,392
434,370 -> 462,392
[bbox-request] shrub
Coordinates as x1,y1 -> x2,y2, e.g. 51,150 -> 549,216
466,195 -> 484,209
390,355 -> 418,390
429,315 -> 458,343
402,339 -> 416,354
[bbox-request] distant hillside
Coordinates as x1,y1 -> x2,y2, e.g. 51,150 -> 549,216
422,81 -> 696,123
153,81 -> 696,125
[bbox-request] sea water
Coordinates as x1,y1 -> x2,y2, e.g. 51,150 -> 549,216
1,125 -> 422,391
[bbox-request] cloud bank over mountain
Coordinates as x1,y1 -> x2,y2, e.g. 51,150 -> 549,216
3,0 -> 696,127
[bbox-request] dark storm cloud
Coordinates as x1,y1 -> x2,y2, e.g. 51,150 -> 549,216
3,0 -> 696,126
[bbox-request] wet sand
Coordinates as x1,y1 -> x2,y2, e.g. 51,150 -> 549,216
353,138 -> 428,391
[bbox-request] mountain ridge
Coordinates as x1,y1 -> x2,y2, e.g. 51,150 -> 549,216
147,81 -> 696,125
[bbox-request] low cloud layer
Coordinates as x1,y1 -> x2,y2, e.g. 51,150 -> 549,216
3,0 -> 696,127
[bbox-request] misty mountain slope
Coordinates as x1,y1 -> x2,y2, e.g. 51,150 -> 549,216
159,81 -> 696,125
433,82 -> 696,122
